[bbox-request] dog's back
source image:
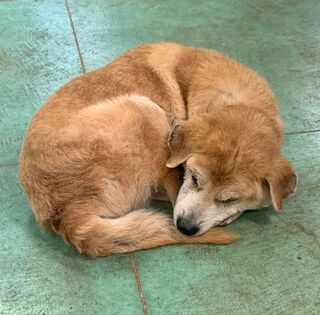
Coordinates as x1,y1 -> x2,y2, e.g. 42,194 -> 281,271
20,94 -> 236,256
19,95 -> 170,228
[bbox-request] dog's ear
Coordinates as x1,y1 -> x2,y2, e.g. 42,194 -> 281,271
266,156 -> 297,211
166,121 -> 191,168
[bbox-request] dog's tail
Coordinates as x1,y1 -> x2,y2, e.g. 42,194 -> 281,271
58,207 -> 238,257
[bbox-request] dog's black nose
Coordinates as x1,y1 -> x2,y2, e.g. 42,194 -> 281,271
176,217 -> 199,236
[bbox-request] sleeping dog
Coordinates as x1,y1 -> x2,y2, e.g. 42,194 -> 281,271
19,43 -> 296,256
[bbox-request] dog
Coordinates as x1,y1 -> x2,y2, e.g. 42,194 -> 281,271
161,43 -> 297,234
19,94 -> 236,256
19,42 -> 296,255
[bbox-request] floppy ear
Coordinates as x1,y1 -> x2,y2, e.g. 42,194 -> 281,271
266,156 -> 297,212
166,121 -> 191,168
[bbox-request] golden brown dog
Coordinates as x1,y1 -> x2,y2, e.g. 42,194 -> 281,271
19,94 -> 236,256
19,42 -> 296,256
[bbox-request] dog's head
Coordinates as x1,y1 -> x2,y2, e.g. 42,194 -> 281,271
166,106 -> 297,235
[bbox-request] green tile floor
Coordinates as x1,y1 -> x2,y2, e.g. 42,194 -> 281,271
0,1 -> 319,314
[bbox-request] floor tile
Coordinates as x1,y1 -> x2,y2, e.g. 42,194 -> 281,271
134,132 -> 320,315
68,0 -> 320,133
1,1 -> 319,314
0,166 -> 143,315
0,0 -> 82,165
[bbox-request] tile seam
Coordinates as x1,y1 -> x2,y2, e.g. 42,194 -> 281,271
130,253 -> 149,315
64,0 -> 86,73
285,128 -> 320,136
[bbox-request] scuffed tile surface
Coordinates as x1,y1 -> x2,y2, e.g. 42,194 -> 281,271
1,0 -> 319,314
0,1 -> 81,164
0,166 -> 142,315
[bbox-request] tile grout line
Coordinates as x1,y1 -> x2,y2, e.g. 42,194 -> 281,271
63,2 -> 149,314
130,253 -> 149,315
64,0 -> 86,73
285,128 -> 320,136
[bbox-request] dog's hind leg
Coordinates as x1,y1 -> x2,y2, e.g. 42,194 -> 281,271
57,201 -> 237,257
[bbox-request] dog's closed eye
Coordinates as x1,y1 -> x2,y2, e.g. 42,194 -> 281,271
190,170 -> 203,189
191,175 -> 199,188
221,197 -> 239,203
216,195 -> 240,203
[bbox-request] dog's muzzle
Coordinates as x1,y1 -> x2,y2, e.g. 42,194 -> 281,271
176,216 -> 199,236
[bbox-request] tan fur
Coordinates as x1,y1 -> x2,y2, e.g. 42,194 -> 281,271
147,43 -> 186,119
20,42 -> 296,255
19,93 -> 236,257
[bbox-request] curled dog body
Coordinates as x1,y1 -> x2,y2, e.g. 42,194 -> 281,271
19,42 -> 296,254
